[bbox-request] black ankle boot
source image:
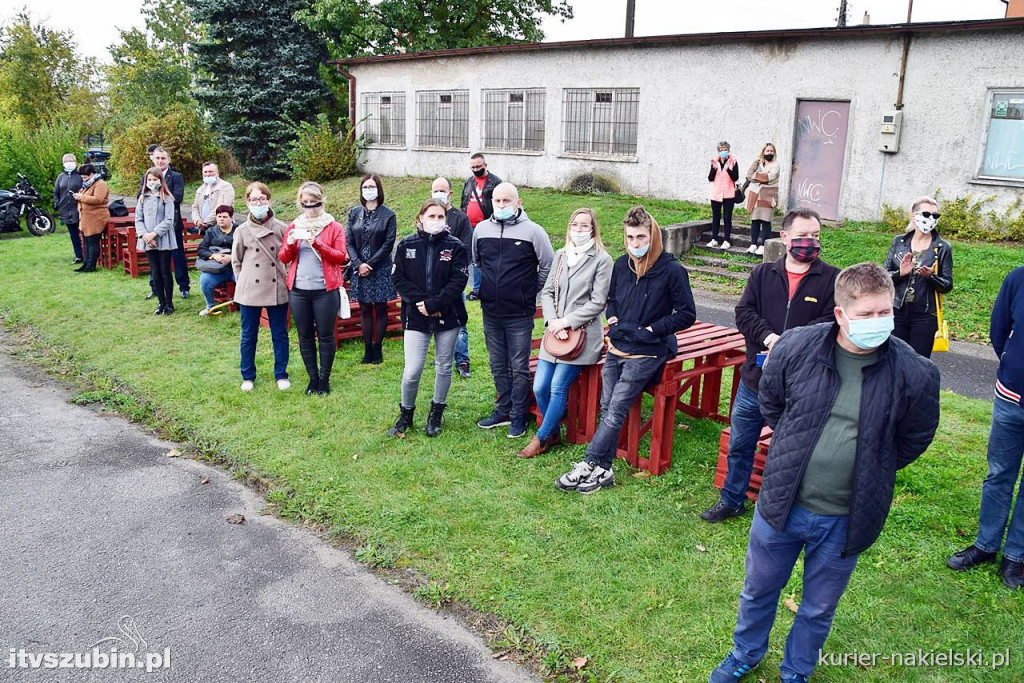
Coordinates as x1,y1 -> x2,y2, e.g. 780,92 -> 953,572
317,376 -> 331,395
361,340 -> 373,364
425,401 -> 446,437
1002,557 -> 1024,590
371,342 -> 384,365
387,405 -> 415,437
305,376 -> 320,395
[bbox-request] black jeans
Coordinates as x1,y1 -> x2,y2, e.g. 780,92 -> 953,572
751,219 -> 772,246
894,305 -> 938,358
290,287 -> 341,382
146,249 -> 174,308
150,222 -> 190,293
711,199 -> 735,241
82,233 -> 102,270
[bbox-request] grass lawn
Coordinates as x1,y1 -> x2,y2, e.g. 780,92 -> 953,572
2,177 -> 1021,681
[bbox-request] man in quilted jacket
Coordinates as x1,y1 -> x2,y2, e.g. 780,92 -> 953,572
710,262 -> 940,683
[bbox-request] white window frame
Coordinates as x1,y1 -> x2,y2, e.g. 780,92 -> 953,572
415,90 -> 470,150
361,92 -> 406,148
974,88 -> 1024,186
481,88 -> 546,152
561,88 -> 640,160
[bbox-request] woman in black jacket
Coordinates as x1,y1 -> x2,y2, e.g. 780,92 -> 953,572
346,174 -> 398,364
883,195 -> 954,358
197,205 -> 237,316
387,200 -> 469,438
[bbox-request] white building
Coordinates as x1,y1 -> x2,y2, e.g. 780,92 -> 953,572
334,18 -> 1024,221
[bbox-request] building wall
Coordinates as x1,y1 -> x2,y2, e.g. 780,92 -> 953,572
349,27 -> 1024,221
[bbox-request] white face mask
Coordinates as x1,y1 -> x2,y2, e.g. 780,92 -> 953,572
431,190 -> 450,204
63,162 -> 77,172
147,181 -> 162,192
569,231 -> 593,246
914,213 -> 937,234
421,220 -> 447,235
362,187 -> 378,202
203,176 -> 218,185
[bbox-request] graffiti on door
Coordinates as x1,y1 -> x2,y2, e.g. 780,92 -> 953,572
789,101 -> 850,221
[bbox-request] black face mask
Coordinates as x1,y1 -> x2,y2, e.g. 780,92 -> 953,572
301,202 -> 323,209
764,154 -> 775,161
472,168 -> 486,178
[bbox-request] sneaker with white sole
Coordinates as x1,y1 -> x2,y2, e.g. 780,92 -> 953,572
709,652 -> 759,683
199,308 -> 211,316
556,460 -> 594,491
240,380 -> 254,392
747,244 -> 757,254
477,411 -> 512,429
507,420 -> 527,439
577,465 -> 615,494
721,241 -> 732,250
706,239 -> 719,248
277,378 -> 291,390
756,245 -> 765,256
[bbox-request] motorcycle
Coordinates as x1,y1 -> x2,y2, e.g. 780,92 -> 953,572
0,174 -> 56,236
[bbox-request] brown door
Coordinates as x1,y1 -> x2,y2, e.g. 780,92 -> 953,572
788,100 -> 851,221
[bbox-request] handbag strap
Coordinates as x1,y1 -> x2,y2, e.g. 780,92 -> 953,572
934,291 -> 944,326
552,252 -> 566,315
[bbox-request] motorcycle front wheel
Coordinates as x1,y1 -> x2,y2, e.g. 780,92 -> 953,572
26,209 -> 56,236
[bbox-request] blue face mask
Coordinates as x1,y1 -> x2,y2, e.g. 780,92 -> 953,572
719,150 -> 729,159
493,205 -> 516,221
628,243 -> 650,258
843,310 -> 894,350
249,204 -> 270,220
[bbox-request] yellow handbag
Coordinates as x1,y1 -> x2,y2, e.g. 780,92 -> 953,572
933,291 -> 950,353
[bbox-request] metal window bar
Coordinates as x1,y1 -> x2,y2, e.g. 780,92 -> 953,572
416,90 -> 469,148
562,88 -> 639,155
481,89 -> 546,151
361,92 -> 406,146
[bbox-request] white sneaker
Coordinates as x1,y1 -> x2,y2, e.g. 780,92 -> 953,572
756,245 -> 765,256
199,308 -> 210,316
747,244 -> 757,254
240,380 -> 254,392
277,378 -> 291,391
706,239 -> 719,248
721,241 -> 732,250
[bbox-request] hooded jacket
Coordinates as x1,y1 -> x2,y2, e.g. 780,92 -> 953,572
392,229 -> 469,332
472,209 -> 554,318
605,252 -> 697,357
757,323 -> 940,556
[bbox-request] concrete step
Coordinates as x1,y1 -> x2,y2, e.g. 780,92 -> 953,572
684,253 -> 758,270
684,265 -> 751,281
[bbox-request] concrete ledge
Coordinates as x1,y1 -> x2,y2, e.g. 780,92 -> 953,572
662,221 -> 711,257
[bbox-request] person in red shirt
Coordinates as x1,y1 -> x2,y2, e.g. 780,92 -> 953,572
460,153 -> 501,300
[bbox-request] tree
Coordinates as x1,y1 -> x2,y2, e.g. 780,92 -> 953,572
190,0 -> 333,179
0,11 -> 101,129
298,0 -> 574,58
105,0 -> 199,127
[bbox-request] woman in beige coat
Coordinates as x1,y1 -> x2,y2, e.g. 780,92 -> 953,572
518,208 -> 613,459
231,182 -> 291,392
743,142 -> 780,256
71,163 -> 109,273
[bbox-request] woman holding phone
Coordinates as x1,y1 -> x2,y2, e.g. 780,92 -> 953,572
279,182 -> 348,395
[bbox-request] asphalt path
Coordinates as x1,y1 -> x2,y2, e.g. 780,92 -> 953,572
0,350 -> 536,683
693,289 -> 998,401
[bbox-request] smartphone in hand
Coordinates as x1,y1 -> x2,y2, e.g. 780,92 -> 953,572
292,227 -> 311,240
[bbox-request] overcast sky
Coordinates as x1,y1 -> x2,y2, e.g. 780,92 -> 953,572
1,0 -> 1008,64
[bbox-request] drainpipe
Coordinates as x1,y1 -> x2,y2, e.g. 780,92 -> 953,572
894,0 -> 914,109
335,65 -> 357,135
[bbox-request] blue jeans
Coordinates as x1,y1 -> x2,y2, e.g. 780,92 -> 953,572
720,381 -> 766,508
481,313 -> 534,421
533,360 -> 584,441
455,293 -> 469,365
66,222 -> 83,259
471,263 -> 482,292
731,506 -> 859,680
199,269 -> 235,309
585,352 -> 666,469
975,397 -> 1024,563
239,304 -> 289,381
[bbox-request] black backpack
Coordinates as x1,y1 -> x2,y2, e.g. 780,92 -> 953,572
108,199 -> 129,217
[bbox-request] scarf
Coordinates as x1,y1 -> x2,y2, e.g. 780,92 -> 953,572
565,239 -> 594,268
627,215 -> 664,279
292,211 -> 335,236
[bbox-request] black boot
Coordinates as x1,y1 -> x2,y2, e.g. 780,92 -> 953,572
387,405 -> 415,437
299,343 -> 320,394
371,342 -> 384,365
361,340 -> 373,364
1002,557 -> 1024,590
317,375 -> 331,395
426,401 -> 446,437
305,376 -> 320,395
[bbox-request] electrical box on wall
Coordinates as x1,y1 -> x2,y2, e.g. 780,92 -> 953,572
880,111 -> 903,153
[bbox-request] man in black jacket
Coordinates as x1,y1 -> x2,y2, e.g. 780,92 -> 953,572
460,153 -> 501,300
703,209 -> 840,522
54,153 -> 83,264
139,147 -> 189,299
432,177 -> 474,378
556,206 -> 696,494
709,263 -> 939,683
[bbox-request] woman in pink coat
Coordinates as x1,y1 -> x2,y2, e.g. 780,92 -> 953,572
707,141 -> 739,250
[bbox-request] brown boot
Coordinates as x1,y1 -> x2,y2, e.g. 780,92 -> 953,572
543,431 -> 562,449
517,436 -> 547,459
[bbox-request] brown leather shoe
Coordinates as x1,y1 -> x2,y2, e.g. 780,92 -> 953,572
543,431 -> 562,449
517,436 -> 547,459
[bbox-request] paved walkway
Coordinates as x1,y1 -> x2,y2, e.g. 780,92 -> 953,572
0,350 -> 535,683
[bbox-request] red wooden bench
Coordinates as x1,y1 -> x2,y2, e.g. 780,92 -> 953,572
713,425 -> 773,501
119,221 -> 199,277
212,281 -> 238,313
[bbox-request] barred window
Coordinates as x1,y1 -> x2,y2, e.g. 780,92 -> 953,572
416,90 -> 469,148
481,89 -> 545,151
562,88 -> 639,156
361,92 -> 406,147
976,89 -> 1024,183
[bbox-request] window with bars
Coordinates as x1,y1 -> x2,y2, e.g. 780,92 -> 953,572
562,88 -> 640,156
361,92 -> 406,147
976,89 -> 1024,183
481,89 -> 545,151
415,90 -> 470,148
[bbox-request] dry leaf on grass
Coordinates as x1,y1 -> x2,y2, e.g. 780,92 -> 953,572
352,454 -> 359,460
676,423 -> 690,430
226,514 -> 245,525
631,470 -> 651,479
200,477 -> 210,485
783,597 -> 799,613
696,543 -> 707,553
572,656 -> 588,669
165,448 -> 180,458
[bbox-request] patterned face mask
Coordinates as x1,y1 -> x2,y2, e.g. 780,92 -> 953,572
788,237 -> 821,263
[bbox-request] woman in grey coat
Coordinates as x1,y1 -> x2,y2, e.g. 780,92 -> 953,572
136,167 -> 178,315
518,208 -> 613,459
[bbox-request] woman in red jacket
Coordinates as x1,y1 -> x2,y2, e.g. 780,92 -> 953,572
279,182 -> 348,395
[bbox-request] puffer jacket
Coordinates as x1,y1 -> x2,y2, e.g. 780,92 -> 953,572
392,229 -> 469,332
883,231 -> 954,314
757,323 -> 940,557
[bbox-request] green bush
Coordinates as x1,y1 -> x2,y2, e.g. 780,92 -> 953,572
108,103 -> 220,188
882,190 -> 1024,242
0,118 -> 85,211
285,114 -> 362,182
566,172 -> 622,195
